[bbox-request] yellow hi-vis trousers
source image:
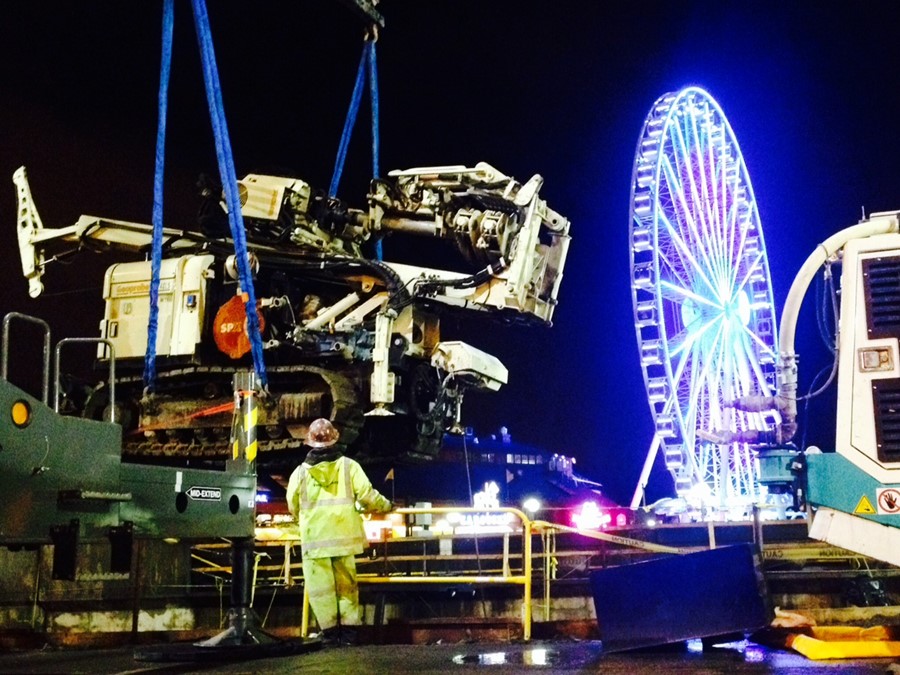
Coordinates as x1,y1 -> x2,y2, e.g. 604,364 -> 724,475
303,553 -> 361,631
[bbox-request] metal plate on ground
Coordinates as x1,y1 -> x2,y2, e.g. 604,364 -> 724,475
589,543 -> 770,652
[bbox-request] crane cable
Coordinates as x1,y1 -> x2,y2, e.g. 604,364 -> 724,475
329,33 -> 382,260
144,0 -> 270,393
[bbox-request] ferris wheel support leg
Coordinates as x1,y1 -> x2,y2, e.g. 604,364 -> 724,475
630,434 -> 661,509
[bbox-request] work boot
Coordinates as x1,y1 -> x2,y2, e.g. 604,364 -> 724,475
320,626 -> 341,647
340,626 -> 359,647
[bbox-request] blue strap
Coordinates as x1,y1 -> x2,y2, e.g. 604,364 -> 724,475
328,45 -> 368,199
191,0 -> 268,388
143,0 -> 174,393
368,40 -> 380,181
367,40 -> 383,260
329,39 -> 383,261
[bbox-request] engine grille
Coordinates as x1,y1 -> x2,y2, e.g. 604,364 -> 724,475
872,379 -> 900,463
863,256 -> 900,339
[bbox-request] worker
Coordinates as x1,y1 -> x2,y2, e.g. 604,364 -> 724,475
286,417 -> 392,646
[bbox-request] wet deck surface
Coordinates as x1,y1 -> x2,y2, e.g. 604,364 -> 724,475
0,639 -> 896,674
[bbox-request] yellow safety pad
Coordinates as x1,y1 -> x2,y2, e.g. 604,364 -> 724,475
788,630 -> 900,660
809,626 -> 894,641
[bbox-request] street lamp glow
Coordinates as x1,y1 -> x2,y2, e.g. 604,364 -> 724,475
522,497 -> 541,514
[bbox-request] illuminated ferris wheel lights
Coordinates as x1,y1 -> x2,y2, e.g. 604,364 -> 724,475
629,87 -> 779,510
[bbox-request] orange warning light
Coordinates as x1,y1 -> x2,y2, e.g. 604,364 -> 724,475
11,400 -> 31,428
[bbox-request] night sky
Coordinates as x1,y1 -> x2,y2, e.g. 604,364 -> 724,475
2,1 -> 900,505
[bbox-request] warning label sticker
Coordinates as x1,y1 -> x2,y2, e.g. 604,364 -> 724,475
854,495 -> 877,515
875,488 -> 900,514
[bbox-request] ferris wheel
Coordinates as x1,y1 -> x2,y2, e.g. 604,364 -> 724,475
628,87 -> 779,510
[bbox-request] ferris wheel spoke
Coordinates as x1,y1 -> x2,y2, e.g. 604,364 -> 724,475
669,120 -> 711,240
735,323 -> 778,391
657,208 -> 720,298
685,352 -> 718,487
667,313 -> 721,361
678,342 -> 703,448
691,110 -> 729,281
657,246 -> 696,294
716,154 -> 746,290
704,120 -> 724,265
731,340 -> 757,397
731,249 -> 765,301
673,320 -> 725,419
667,337 -> 702,432
659,153 -> 702,245
726,335 -> 757,399
713,141 -> 739,279
669,123 -> 714,251
688,106 -> 719,261
658,279 -> 722,310
735,307 -> 776,359
725,203 -> 756,289
723,201 -> 742,286
690,323 -> 731,445
663,157 -> 728,294
717,124 -> 732,258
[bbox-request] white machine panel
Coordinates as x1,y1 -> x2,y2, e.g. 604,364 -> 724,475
100,254 -> 214,360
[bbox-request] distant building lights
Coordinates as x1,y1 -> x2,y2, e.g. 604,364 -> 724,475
572,501 -> 610,529
473,481 -> 500,510
433,518 -> 453,535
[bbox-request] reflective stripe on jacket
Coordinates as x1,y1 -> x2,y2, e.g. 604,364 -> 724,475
286,455 -> 391,558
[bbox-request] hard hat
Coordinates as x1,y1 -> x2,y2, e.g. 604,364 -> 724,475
306,418 -> 340,448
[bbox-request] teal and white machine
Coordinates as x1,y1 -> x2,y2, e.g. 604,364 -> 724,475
760,213 -> 900,566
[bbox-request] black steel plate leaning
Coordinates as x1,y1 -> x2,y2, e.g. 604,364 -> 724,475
589,543 -> 770,652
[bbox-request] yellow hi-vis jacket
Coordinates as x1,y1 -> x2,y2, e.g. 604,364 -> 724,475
286,455 -> 392,559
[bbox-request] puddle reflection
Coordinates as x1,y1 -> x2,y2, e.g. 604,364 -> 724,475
452,648 -> 555,666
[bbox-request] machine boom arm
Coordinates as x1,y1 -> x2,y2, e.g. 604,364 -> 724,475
15,163 -> 571,325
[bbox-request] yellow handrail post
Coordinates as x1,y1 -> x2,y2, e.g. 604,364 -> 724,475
502,532 -> 511,577
542,527 -> 552,622
523,515 -> 532,641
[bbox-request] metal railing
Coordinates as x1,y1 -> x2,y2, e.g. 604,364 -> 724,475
191,509 -> 700,641
295,506 -> 536,639
191,514 -> 854,641
1,312 -> 51,404
54,337 -> 116,422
